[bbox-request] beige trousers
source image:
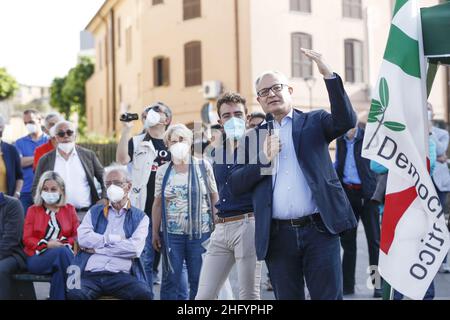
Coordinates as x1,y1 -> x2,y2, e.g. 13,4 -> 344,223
196,216 -> 262,300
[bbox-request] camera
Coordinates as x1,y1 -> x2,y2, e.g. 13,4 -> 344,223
120,113 -> 139,122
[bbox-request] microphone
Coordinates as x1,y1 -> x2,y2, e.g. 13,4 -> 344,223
265,113 -> 274,136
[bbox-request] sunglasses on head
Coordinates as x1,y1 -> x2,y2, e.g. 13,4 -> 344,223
56,130 -> 74,138
144,104 -> 170,117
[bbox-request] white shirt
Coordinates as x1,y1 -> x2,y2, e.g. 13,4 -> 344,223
272,108 -> 318,219
54,148 -> 92,209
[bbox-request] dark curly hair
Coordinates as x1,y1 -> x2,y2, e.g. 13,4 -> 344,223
216,92 -> 248,118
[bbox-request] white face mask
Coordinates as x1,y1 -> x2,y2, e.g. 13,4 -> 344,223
58,142 -> 75,154
41,191 -> 60,205
26,124 -> 39,134
107,185 -> 125,203
223,117 -> 246,141
49,126 -> 56,138
428,110 -> 433,121
170,142 -> 190,163
144,110 -> 161,128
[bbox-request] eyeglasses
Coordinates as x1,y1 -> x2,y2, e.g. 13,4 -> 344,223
257,84 -> 288,98
56,130 -> 75,138
24,120 -> 36,125
105,180 -> 126,188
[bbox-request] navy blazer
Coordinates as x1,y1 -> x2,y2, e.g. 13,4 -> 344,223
335,128 -> 377,200
0,141 -> 23,197
229,74 -> 358,261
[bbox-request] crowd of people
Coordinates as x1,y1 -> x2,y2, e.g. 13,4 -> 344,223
0,49 -> 449,300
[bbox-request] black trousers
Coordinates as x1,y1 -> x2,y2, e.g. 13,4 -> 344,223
340,188 -> 380,291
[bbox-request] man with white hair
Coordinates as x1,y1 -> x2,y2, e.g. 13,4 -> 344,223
32,120 -> 106,221
230,49 -> 357,300
67,164 -> 152,300
33,112 -> 63,171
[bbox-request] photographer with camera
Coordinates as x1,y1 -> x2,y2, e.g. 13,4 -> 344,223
116,102 -> 179,297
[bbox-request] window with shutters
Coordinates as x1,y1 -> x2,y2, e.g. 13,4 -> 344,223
153,56 -> 170,87
292,33 -> 313,78
184,41 -> 202,87
343,0 -> 362,19
344,39 -> 364,83
183,0 -> 201,20
290,0 -> 311,13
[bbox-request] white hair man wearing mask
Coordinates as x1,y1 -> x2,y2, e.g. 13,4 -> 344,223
32,112 -> 63,171
116,102 -> 177,295
32,120 -> 107,222
67,164 -> 152,300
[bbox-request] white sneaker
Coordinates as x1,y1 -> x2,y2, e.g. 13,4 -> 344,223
439,264 -> 450,273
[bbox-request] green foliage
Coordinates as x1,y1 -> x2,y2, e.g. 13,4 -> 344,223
0,68 -> 18,101
49,57 -> 94,136
50,77 -> 71,118
77,133 -> 117,144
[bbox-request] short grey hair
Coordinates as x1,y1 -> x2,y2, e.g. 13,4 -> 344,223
53,120 -> 76,134
103,163 -> 131,183
34,171 -> 67,207
44,112 -> 63,129
255,70 -> 290,91
163,124 -> 193,147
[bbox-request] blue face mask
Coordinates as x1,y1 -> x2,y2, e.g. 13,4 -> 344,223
223,117 -> 246,141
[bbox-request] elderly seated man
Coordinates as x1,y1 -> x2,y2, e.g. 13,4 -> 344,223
66,164 -> 152,300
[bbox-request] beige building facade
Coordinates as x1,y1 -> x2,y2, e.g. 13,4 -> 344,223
85,0 -> 449,136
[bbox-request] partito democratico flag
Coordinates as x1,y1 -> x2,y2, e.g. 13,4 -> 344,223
362,0 -> 450,300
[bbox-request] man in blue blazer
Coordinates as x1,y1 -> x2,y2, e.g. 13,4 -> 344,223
230,49 -> 357,300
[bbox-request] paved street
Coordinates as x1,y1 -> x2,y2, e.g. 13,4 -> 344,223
34,223 -> 450,300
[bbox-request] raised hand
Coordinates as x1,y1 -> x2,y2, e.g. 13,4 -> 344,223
300,48 -> 334,79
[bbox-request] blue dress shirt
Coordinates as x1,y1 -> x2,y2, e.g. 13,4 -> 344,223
342,131 -> 362,185
14,134 -> 48,193
272,109 -> 318,219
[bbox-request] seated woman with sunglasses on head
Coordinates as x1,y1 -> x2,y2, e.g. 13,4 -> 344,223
32,120 -> 107,222
24,171 -> 79,300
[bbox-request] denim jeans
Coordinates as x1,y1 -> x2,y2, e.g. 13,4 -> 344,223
27,247 -> 74,300
266,218 -> 343,300
141,224 -> 154,297
160,232 -> 210,300
66,271 -> 153,300
0,256 -> 21,300
393,281 -> 435,300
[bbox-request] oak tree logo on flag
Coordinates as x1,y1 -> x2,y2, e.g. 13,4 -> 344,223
365,78 -> 406,150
